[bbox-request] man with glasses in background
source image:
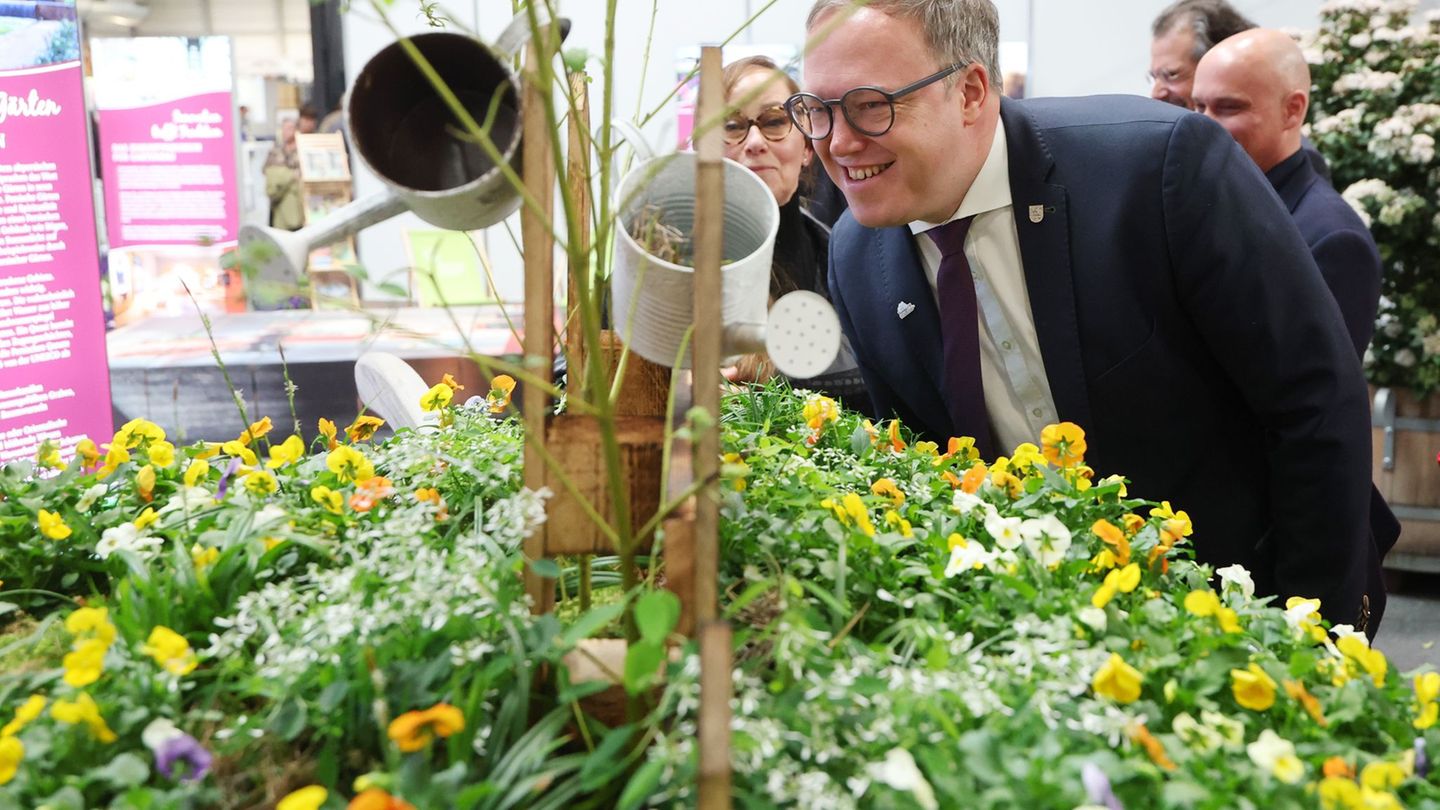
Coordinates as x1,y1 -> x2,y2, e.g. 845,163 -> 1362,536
795,0 -> 1394,635
1149,0 -> 1254,109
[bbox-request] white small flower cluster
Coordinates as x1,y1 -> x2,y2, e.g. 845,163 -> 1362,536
1333,70 -> 1403,96
1369,103 -> 1440,165
94,523 -> 164,561
1312,107 -> 1364,137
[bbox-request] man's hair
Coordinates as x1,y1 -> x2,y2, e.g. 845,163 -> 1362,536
1151,0 -> 1256,62
298,104 -> 320,121
806,0 -> 1001,90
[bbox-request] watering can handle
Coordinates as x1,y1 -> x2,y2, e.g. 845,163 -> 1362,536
611,118 -> 655,162
495,7 -> 555,58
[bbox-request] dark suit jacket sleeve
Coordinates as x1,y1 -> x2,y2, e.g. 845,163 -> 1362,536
1311,229 -> 1382,359
1161,114 -> 1372,623
826,236 -> 887,421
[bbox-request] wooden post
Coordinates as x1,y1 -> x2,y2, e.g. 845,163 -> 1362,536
692,44 -> 731,810
697,620 -> 733,810
565,71 -> 592,390
691,45 -> 724,626
522,38 -> 558,616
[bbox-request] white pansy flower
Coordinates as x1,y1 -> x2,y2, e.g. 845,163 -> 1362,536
1076,606 -> 1107,632
866,749 -> 938,810
1215,564 -> 1255,599
1020,514 -> 1072,567
984,510 -> 1024,551
75,483 -> 107,512
944,540 -> 995,577
952,489 -> 984,515
1247,729 -> 1295,770
1172,712 -> 1223,754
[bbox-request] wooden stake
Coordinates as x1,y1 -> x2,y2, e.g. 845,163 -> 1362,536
691,45 -> 723,626
522,38 -> 557,615
565,71 -> 592,390
697,620 -> 733,810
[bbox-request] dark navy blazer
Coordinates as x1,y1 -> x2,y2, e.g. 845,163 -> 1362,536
827,95 -> 1389,629
1266,148 -> 1382,360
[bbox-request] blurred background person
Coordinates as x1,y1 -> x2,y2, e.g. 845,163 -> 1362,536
262,105 -> 319,231
1193,29 -> 1380,359
1149,0 -> 1255,109
721,56 -> 869,411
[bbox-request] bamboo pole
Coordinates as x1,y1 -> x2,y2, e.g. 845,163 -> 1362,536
693,43 -> 731,810
523,38 -> 558,616
691,46 -> 723,626
565,71 -> 592,392
697,620 -> 733,809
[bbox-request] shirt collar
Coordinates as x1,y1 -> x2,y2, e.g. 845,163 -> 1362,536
909,122 -> 1012,235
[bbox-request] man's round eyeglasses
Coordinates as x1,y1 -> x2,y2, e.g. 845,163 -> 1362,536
784,63 -> 964,140
722,105 -> 794,146
1146,67 -> 1190,86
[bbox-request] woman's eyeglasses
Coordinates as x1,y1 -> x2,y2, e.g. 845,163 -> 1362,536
784,63 -> 964,140
722,105 -> 794,145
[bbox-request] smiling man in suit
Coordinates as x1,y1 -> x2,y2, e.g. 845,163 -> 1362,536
790,0 -> 1394,634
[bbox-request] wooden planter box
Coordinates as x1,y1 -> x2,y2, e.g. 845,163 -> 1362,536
541,414 -> 665,555
1372,387 -> 1440,572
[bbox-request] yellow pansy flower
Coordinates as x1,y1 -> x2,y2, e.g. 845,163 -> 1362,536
1184,589 -> 1221,617
136,464 -> 156,502
0,736 -> 21,785
387,703 -> 465,752
720,453 -> 749,492
1337,636 -> 1388,687
486,374 -> 517,414
1318,776 -> 1362,810
1091,563 -> 1141,609
134,507 -> 158,530
1231,663 -> 1278,711
1149,500 -> 1194,546
1039,421 -> 1086,467
38,509 -> 71,540
191,544 -> 220,570
1092,652 -> 1143,703
115,418 -> 166,449
266,435 -> 306,469
243,470 -> 279,497
318,417 -> 338,449
141,626 -> 198,676
0,695 -> 46,737
51,693 -> 117,743
1414,672 -> 1440,729
311,485 -> 344,515
420,383 -> 454,412
1360,761 -> 1406,792
220,440 -> 259,467
327,445 -> 375,484
65,606 -> 116,644
884,510 -> 913,537
62,640 -> 108,690
1215,606 -> 1242,633
1008,442 -> 1047,471
237,416 -> 273,446
346,415 -> 385,443
183,458 -> 210,488
841,492 -> 875,537
943,435 -> 979,463
277,785 -> 328,810
802,394 -> 839,430
75,438 -> 101,467
148,441 -> 176,468
870,478 -> 905,505
35,440 -> 62,469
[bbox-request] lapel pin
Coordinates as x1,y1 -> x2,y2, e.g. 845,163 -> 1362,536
1028,204 -> 1045,224
896,301 -> 916,320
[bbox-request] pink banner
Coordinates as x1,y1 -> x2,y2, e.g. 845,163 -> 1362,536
0,59 -> 113,465
99,91 -> 237,249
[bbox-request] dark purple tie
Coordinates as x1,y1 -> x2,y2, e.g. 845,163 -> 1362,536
926,217 -> 994,458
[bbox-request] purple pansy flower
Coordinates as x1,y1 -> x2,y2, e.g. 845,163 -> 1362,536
155,731 -> 213,782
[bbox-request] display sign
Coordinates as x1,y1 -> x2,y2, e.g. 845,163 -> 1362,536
0,12 -> 113,464
92,37 -> 239,325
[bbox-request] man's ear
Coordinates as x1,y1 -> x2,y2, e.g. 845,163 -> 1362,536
1283,90 -> 1310,130
958,63 -> 991,124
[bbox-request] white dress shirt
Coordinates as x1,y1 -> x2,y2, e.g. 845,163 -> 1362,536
908,123 -> 1059,454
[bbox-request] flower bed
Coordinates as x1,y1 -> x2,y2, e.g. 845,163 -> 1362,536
0,382 -> 1436,808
